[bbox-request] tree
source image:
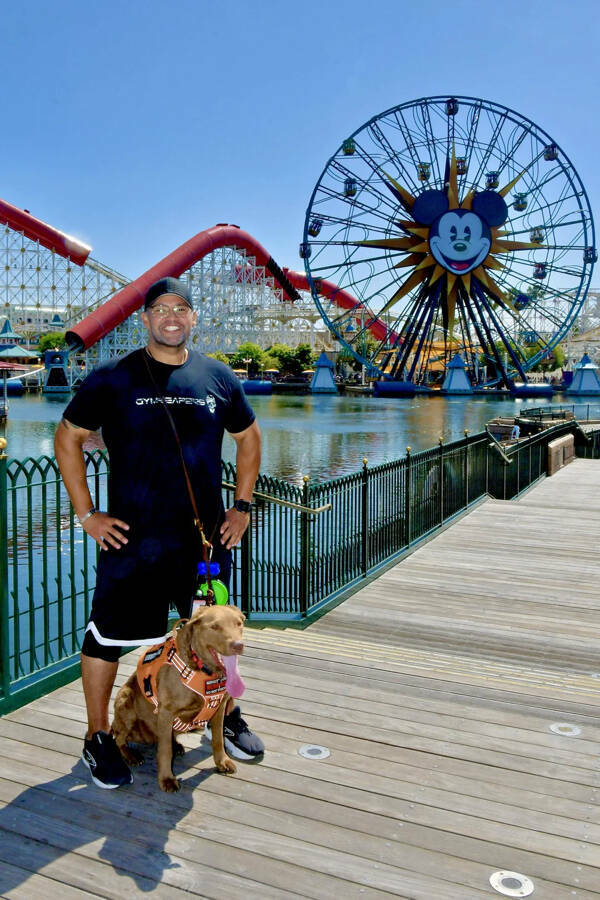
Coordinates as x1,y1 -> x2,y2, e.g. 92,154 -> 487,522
337,336 -> 378,374
229,342 -> 265,376
267,343 -> 296,375
293,343 -> 316,372
267,343 -> 316,376
206,351 -> 230,365
261,353 -> 280,373
38,332 -> 66,353
527,341 -> 565,372
552,344 -> 566,369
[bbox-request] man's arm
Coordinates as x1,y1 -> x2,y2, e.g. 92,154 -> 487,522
54,418 -> 129,551
220,420 -> 261,550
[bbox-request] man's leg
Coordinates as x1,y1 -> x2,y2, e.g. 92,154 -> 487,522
79,633 -> 133,788
81,654 -> 118,737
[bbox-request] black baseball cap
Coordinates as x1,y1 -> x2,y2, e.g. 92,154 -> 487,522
144,277 -> 193,310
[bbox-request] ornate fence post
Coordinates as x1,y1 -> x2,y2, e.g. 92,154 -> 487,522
240,527 -> 251,618
438,437 -> 444,525
404,447 -> 412,546
464,430 -> 469,506
0,438 -> 9,703
361,458 -> 369,576
299,475 -> 311,616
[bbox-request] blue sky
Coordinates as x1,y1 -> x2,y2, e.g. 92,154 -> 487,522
2,0 -> 598,280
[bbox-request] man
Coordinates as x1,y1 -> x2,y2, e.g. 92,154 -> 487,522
55,276 -> 263,789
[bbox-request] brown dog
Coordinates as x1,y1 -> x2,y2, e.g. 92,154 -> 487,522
111,605 -> 245,792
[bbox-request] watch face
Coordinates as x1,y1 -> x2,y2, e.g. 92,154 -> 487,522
234,500 -> 251,513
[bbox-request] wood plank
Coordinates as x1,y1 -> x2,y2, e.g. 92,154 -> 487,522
0,787 -> 393,900
0,860 -> 100,900
50,681 -> 600,777
48,674 -> 600,759
0,737 -> 597,899
5,704 -> 597,807
0,785 -> 479,899
1,746 -> 598,894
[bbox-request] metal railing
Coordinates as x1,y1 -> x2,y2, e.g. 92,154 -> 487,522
1,419 -> 598,713
519,403 -> 599,422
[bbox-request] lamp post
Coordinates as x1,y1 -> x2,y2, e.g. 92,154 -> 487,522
242,357 -> 252,379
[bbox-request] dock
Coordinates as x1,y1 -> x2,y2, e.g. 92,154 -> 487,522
0,459 -> 599,898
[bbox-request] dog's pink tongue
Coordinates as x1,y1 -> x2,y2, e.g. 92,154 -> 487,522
222,654 -> 245,698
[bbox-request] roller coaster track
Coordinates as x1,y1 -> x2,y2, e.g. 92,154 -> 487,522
0,196 -> 392,351
65,224 -> 393,351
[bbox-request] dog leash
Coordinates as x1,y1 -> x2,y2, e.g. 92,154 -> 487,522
142,349 -> 217,604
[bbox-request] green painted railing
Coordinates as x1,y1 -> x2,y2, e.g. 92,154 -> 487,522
1,419 -> 597,713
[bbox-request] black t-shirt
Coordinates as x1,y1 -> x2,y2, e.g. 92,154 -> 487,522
64,348 -> 255,549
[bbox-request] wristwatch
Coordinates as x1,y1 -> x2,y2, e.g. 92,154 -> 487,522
78,506 -> 97,525
233,499 -> 252,514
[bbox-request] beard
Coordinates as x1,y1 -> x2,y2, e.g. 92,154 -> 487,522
147,324 -> 189,348
153,333 -> 187,347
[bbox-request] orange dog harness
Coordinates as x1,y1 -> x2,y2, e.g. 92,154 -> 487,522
137,634 -> 228,733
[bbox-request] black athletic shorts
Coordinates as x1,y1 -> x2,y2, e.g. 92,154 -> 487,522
81,545 -> 232,662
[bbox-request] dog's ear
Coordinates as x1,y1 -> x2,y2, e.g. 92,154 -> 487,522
176,620 -> 197,668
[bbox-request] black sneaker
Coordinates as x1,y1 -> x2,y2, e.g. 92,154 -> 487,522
206,706 -> 264,760
82,731 -> 133,789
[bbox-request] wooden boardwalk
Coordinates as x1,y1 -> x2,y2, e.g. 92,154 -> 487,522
0,459 -> 599,898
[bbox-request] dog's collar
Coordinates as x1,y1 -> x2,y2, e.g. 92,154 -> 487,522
188,644 -> 221,678
171,618 -> 220,676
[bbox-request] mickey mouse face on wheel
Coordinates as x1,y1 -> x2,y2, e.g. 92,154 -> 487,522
411,189 -> 509,276
430,209 -> 490,274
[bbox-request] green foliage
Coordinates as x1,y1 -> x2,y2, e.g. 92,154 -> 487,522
226,342 -> 317,377
267,343 -> 295,373
480,338 -> 566,376
229,342 -> 263,367
293,343 -> 316,371
337,335 -> 378,373
552,344 -> 566,368
229,342 -> 266,375
261,353 -> 280,372
266,343 -> 316,375
526,341 -> 565,371
206,351 -> 230,364
38,332 -> 66,353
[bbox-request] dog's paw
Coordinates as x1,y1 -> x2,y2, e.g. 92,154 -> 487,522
159,776 -> 181,793
215,756 -> 236,775
172,740 -> 185,758
121,746 -> 144,766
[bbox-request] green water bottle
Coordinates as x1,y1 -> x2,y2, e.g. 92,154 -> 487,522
192,561 -> 228,613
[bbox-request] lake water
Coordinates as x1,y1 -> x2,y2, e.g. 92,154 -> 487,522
4,390 -> 599,482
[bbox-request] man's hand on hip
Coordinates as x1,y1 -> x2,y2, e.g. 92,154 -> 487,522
220,507 -> 250,549
83,512 -> 130,551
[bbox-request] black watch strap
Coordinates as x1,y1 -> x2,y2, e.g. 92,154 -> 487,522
233,499 -> 252,514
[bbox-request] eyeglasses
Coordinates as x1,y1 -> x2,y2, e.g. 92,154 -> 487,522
147,304 -> 192,317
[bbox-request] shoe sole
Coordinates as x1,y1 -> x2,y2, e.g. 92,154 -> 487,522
204,726 -> 262,761
81,751 -> 133,789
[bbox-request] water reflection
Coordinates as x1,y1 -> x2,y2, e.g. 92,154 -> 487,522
4,392 -> 599,484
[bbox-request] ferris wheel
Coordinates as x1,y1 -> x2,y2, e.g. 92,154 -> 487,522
301,96 -> 596,386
